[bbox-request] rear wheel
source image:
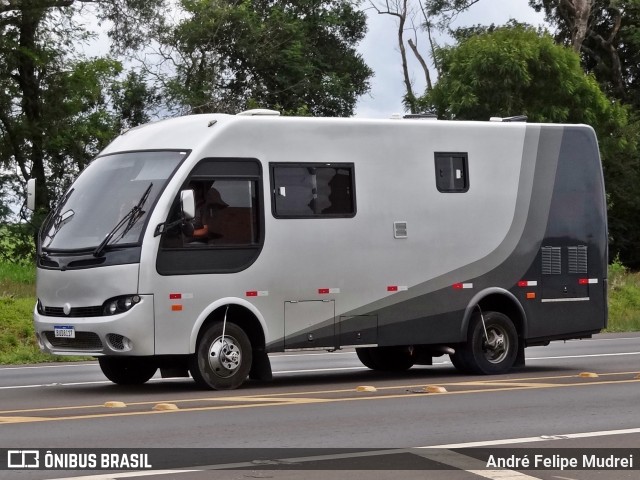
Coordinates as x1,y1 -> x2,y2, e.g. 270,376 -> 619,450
449,347 -> 473,374
356,346 -> 414,371
190,321 -> 252,390
98,356 -> 157,385
459,311 -> 518,375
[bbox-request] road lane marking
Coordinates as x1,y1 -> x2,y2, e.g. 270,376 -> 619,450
415,449 -> 540,480
528,351 -> 640,360
420,427 -> 640,449
3,349 -> 640,390
37,426 -> 640,480
1,372 -> 639,424
275,366 -> 366,374
0,363 -> 98,371
0,416 -> 51,423
46,471 -> 199,480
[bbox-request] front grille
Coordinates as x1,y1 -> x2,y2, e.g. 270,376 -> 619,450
44,331 -> 103,351
43,306 -> 103,317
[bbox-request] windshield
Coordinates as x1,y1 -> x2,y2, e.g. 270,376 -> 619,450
41,150 -> 186,251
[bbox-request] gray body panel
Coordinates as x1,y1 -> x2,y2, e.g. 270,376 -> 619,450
33,114 -> 607,359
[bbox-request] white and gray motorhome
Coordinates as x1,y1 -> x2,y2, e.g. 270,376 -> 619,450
30,110 -> 608,390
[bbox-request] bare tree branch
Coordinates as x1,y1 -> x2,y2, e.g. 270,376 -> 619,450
369,0 -> 417,112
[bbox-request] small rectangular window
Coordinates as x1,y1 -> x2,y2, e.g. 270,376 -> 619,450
435,153 -> 469,192
271,163 -> 356,218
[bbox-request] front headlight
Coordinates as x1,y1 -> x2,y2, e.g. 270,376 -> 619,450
102,295 -> 141,316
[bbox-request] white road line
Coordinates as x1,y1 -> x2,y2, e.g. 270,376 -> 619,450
44,426 -> 640,480
274,366 -> 366,374
2,350 -> 640,390
46,470 -> 199,480
0,363 -> 98,371
528,351 -> 640,361
415,449 -> 540,480
419,427 -> 640,449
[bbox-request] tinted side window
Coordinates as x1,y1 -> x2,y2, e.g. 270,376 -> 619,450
435,153 -> 469,192
271,164 -> 356,218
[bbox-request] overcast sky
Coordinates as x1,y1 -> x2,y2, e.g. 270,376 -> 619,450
355,0 -> 548,118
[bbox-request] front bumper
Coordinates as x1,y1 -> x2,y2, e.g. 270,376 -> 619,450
33,295 -> 155,356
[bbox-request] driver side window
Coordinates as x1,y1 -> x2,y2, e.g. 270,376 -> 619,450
157,159 -> 264,275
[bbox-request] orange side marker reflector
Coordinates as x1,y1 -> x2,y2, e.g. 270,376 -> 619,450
171,304 -> 183,312
526,292 -> 536,300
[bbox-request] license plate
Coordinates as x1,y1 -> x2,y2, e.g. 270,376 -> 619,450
54,326 -> 75,338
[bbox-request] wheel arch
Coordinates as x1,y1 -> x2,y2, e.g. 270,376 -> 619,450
461,288 -> 528,340
189,298 -> 268,354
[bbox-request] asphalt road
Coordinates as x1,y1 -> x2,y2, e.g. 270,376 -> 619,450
1,333 -> 639,480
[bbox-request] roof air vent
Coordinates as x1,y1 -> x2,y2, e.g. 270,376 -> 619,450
403,113 -> 438,120
237,109 -> 281,116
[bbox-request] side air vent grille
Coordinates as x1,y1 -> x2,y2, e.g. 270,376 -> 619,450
568,245 -> 588,274
542,246 -> 561,275
393,221 -> 408,239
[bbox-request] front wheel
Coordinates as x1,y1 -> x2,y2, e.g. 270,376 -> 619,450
459,311 -> 518,375
190,321 -> 252,390
98,356 -> 158,385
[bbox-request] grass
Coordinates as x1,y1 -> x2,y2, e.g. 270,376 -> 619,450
0,261 -> 89,364
0,260 -> 639,365
607,260 -> 640,332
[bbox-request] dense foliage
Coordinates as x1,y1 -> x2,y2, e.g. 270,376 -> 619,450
0,0 -> 372,251
161,0 -> 372,116
420,22 -> 640,268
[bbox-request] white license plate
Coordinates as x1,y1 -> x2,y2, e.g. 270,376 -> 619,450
54,326 -> 75,338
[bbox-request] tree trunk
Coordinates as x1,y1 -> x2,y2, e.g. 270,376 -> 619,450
16,4 -> 50,213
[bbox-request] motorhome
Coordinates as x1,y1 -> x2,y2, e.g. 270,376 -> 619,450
30,110 -> 608,390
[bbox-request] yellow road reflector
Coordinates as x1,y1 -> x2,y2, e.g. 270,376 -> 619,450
104,401 -> 127,408
356,385 -> 377,392
424,385 -> 447,393
579,372 -> 599,378
153,403 -> 179,411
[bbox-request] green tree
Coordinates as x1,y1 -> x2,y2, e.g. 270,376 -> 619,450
422,25 -> 640,267
0,1 -> 163,225
424,26 -> 615,124
530,0 -> 640,109
157,0 -> 372,116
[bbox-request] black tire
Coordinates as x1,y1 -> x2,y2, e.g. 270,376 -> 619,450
98,356 -> 158,385
460,311 -> 518,375
449,346 -> 474,374
190,322 -> 252,390
356,346 -> 414,371
356,347 -> 377,369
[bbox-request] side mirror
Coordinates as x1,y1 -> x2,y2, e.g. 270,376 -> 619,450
180,189 -> 195,221
27,178 -> 36,211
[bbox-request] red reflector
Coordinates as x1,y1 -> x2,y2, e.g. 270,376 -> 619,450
318,288 -> 330,294
169,293 -> 181,300
578,279 -> 589,285
246,291 -> 258,297
452,283 -> 463,289
517,281 -> 527,287
387,286 -> 398,292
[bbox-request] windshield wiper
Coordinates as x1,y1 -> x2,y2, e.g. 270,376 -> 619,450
41,188 -> 75,250
93,183 -> 153,257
